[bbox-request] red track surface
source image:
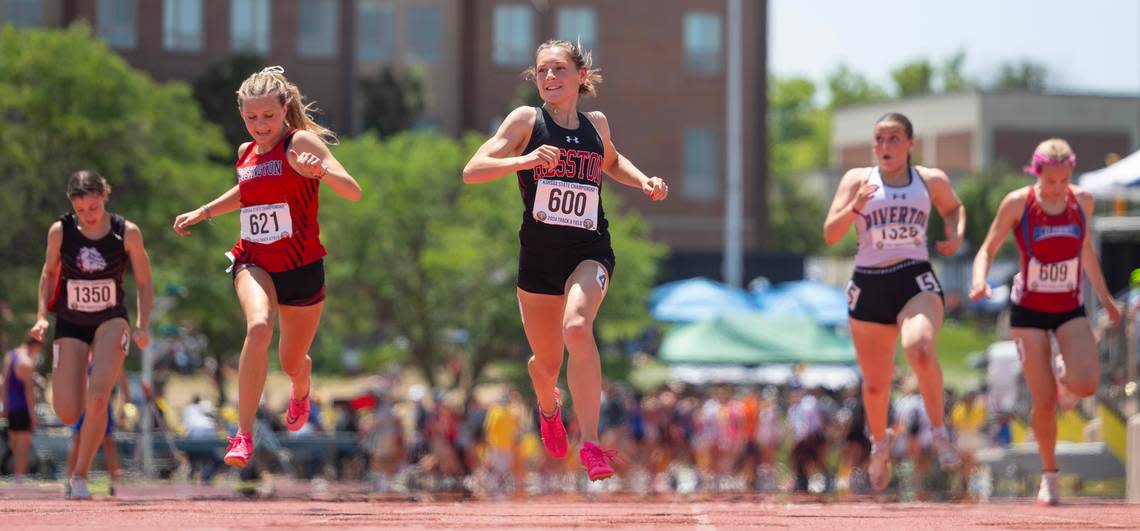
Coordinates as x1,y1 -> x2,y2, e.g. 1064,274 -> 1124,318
2,483 -> 1138,529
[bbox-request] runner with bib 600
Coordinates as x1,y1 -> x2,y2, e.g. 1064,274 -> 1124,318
462,40 -> 668,482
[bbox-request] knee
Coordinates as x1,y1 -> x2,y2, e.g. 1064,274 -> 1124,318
54,402 -> 82,425
862,379 -> 891,398
562,318 -> 594,348
903,338 -> 937,371
246,319 -> 273,345
1066,378 -> 1098,398
527,356 -> 557,378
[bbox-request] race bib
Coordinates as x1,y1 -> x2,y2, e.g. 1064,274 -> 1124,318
240,203 -> 293,244
870,224 -> 925,250
1027,257 -> 1079,293
67,278 -> 116,312
533,179 -> 599,230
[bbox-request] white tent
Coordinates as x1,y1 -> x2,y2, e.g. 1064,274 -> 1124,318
1078,149 -> 1140,199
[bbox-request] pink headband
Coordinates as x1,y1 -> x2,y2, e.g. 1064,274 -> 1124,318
1024,152 -> 1076,176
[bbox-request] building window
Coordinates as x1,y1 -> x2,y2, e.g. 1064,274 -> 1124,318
163,0 -> 203,52
297,0 -> 338,58
683,12 -> 722,74
356,0 -> 394,62
556,7 -> 597,61
683,128 -> 720,200
3,0 -> 43,27
492,4 -> 532,67
405,5 -> 442,65
231,0 -> 270,54
96,0 -> 137,49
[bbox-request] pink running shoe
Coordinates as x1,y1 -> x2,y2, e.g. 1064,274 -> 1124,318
538,388 -> 568,458
224,432 -> 254,468
579,441 -> 619,481
285,383 -> 311,431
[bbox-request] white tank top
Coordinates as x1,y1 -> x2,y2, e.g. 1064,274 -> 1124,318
853,166 -> 931,267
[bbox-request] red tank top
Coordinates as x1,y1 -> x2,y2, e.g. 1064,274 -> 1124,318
229,130 -> 325,272
1012,185 -> 1084,313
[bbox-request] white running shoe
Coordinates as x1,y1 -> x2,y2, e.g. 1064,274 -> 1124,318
1036,471 -> 1060,506
868,431 -> 894,492
68,478 -> 92,500
933,432 -> 962,470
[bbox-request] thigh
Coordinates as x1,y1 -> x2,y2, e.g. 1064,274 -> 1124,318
517,288 -> 566,359
51,339 -> 91,398
1010,328 -> 1055,405
278,302 -> 324,358
849,319 -> 899,383
562,259 -> 609,327
898,292 -> 944,347
235,265 -> 278,325
89,318 -> 130,394
1054,317 -> 1099,383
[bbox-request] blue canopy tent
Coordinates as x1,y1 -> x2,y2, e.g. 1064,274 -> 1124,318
752,279 -> 849,327
649,277 -> 757,323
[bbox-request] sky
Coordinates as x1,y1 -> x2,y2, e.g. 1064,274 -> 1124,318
769,0 -> 1140,97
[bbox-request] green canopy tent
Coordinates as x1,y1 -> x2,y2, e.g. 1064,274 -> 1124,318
659,312 -> 856,366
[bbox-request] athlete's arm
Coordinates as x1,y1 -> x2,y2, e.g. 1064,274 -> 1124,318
1075,188 -> 1122,326
969,190 -> 1024,300
124,222 -> 153,350
287,130 -> 362,202
920,167 -> 966,256
29,222 -> 63,342
462,106 -> 556,184
588,111 -> 667,201
823,168 -> 876,246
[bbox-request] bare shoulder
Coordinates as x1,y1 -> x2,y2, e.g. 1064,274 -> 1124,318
839,167 -> 872,186
237,142 -> 252,160
504,105 -> 538,127
291,130 -> 327,151
1070,185 -> 1094,203
46,221 -> 63,241
999,187 -> 1029,211
914,165 -> 950,184
585,110 -> 610,130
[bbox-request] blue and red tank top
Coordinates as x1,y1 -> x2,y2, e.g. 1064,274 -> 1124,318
229,130 -> 326,273
1012,185 -> 1085,313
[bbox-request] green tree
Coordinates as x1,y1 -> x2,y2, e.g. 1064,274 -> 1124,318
891,59 -> 935,98
767,76 -> 829,254
358,65 -> 428,137
939,50 -> 972,93
995,60 -> 1048,93
192,53 -> 268,148
826,64 -> 888,110
0,25 -> 235,348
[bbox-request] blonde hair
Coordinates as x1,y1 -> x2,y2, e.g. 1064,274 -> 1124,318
523,39 -> 603,97
1033,138 -> 1074,160
236,66 -> 337,145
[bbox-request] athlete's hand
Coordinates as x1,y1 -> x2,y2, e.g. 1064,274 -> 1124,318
969,280 -> 991,301
643,177 -> 668,201
936,234 -> 963,256
28,318 -> 49,342
1102,299 -> 1122,327
527,145 -> 560,173
132,327 -> 150,350
173,207 -> 208,236
289,149 -> 328,180
851,179 -> 879,212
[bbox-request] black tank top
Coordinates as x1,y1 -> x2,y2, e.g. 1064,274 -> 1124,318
51,212 -> 129,326
517,106 -> 610,249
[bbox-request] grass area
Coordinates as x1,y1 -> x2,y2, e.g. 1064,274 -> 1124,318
909,319 -> 996,393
